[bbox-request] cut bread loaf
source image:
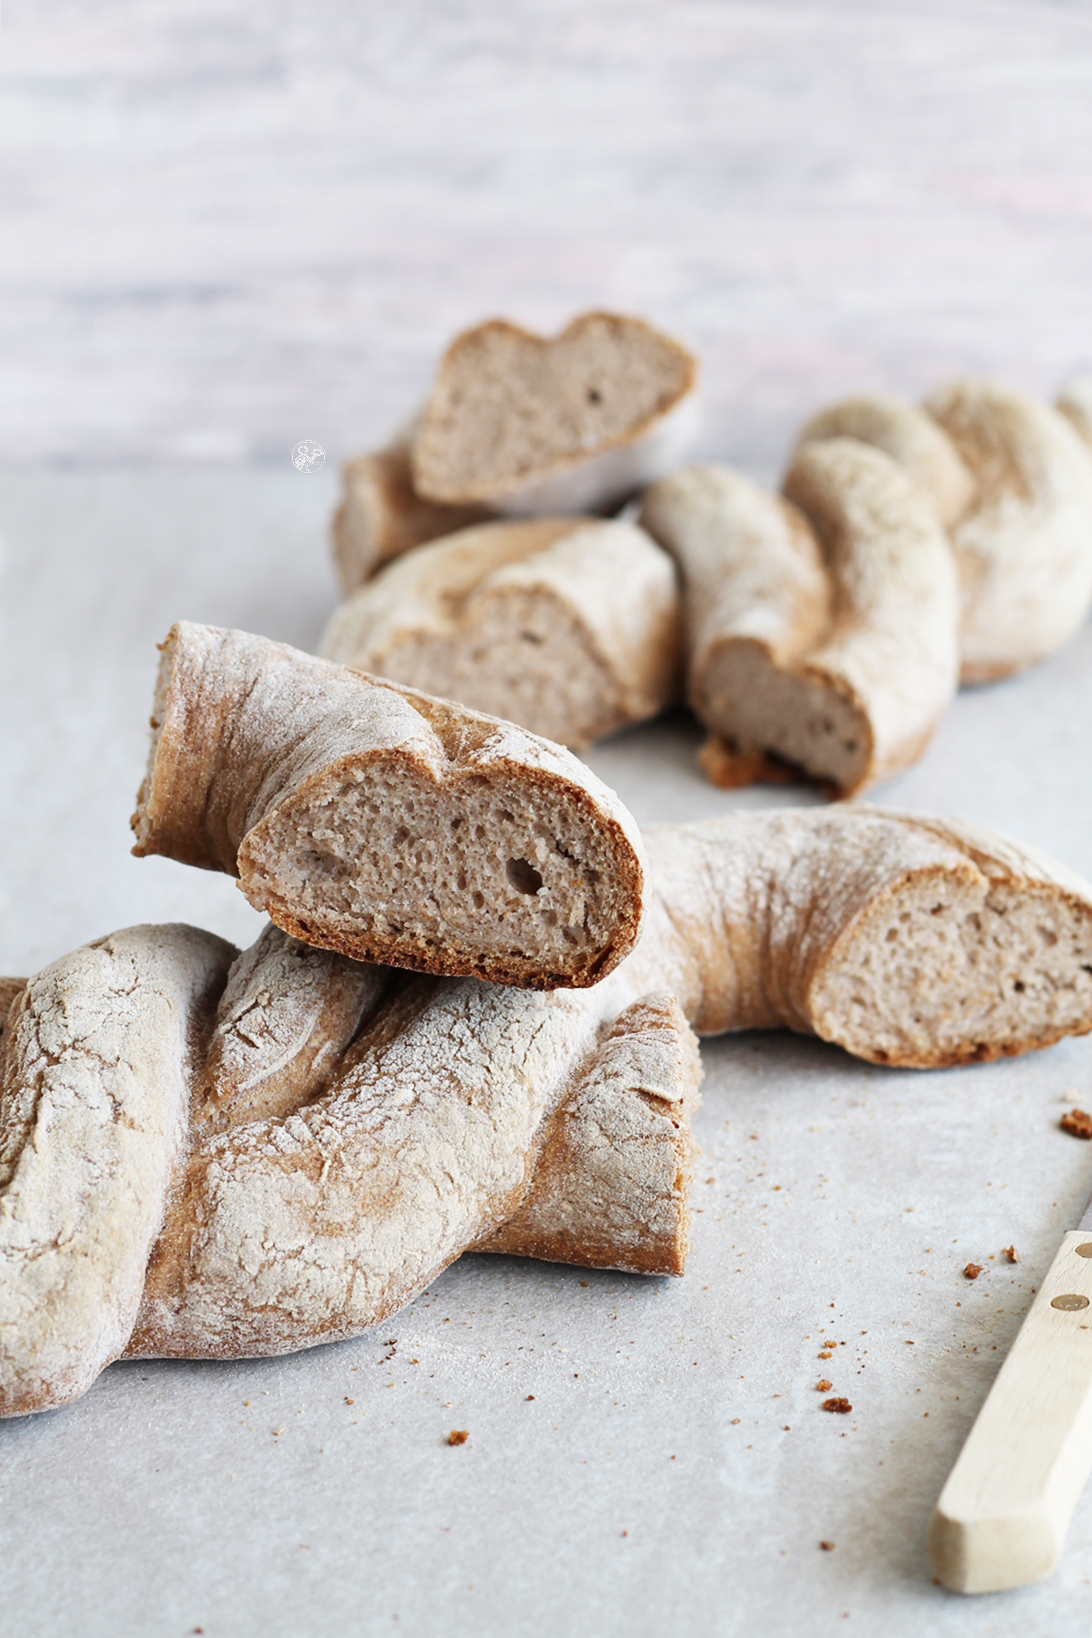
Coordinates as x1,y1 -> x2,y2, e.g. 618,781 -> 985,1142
640,444 -> 959,796
6,806 -> 1092,1411
410,312 -> 698,514
332,437 -> 491,594
319,516 -> 681,750
130,623 -> 646,990
633,808 -> 1092,1068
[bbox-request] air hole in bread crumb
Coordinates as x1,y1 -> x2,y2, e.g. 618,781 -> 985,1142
507,858 -> 543,895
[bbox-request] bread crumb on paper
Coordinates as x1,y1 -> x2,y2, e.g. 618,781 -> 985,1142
448,1429 -> 469,1446
819,1541 -> 835,1552
1003,1245 -> 1019,1264
964,1262 -> 984,1280
1061,1108 -> 1092,1139
816,1379 -> 833,1392
821,1398 -> 852,1414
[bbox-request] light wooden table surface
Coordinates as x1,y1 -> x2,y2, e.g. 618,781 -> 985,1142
4,6 -> 1092,1636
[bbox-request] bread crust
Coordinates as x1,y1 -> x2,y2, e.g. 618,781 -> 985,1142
131,622 -> 647,990
320,516 -> 681,751
925,380 -> 1092,683
332,439 -> 491,595
411,312 -> 698,512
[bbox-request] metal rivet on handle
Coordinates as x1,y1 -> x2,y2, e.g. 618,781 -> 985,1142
1052,1293 -> 1091,1310
1076,1244 -> 1092,1258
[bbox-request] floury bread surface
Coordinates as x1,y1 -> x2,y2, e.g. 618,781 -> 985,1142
320,516 -> 681,750
411,312 -> 698,514
6,809 -> 1092,1414
130,623 -> 646,989
0,923 -> 702,1415
798,380 -> 1092,684
640,446 -> 959,796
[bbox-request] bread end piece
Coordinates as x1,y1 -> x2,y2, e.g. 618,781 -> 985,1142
132,623 -> 648,991
411,312 -> 698,512
475,992 -> 702,1275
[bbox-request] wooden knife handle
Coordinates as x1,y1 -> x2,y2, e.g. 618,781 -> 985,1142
929,1229 -> 1092,1593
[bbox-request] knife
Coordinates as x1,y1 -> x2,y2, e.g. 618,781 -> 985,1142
929,1183 -> 1092,1593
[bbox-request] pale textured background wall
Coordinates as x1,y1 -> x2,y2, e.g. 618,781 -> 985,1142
4,0 -> 1092,474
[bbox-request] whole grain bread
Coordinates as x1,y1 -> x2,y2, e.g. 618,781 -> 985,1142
925,380 -> 1092,682
640,445 -> 959,796
130,623 -> 646,990
410,312 -> 698,514
5,806 -> 1092,1412
319,516 -> 681,750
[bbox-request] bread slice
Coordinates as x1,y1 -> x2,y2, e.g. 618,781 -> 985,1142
637,808 -> 1092,1068
410,312 -> 698,514
131,622 -> 646,989
926,380 -> 1092,683
320,516 -> 681,750
332,438 -> 491,594
640,446 -> 960,797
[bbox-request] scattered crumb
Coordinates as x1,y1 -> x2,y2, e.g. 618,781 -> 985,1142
819,1541 -> 835,1552
1061,1109 -> 1092,1139
344,1397 -> 354,1405
272,1427 -> 285,1436
816,1379 -> 833,1392
964,1263 -> 984,1280
821,1398 -> 852,1415
818,1350 -> 833,1360
525,1395 -> 535,1401
580,1280 -> 589,1287
1003,1245 -> 1019,1264
448,1430 -> 469,1446
621,1530 -> 628,1538
730,1418 -> 740,1425
698,733 -> 799,789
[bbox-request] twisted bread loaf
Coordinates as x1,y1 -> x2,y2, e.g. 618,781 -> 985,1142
319,516 -> 681,751
796,380 -> 1092,683
131,623 -> 646,990
643,378 -> 1092,791
640,446 -> 959,796
6,809 -> 1092,1415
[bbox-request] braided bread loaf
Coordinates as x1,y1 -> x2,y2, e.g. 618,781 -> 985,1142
642,378 -> 1092,793
6,808 -> 1092,1416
